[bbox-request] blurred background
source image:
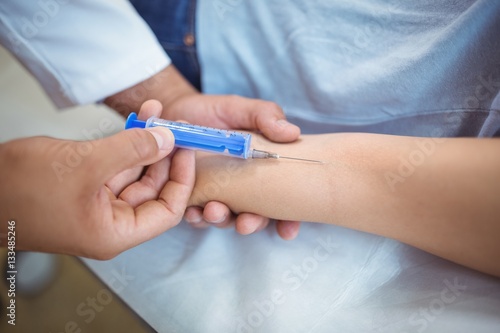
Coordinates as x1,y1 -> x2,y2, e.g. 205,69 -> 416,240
0,46 -> 154,332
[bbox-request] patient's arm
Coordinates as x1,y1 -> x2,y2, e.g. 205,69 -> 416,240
189,133 -> 500,277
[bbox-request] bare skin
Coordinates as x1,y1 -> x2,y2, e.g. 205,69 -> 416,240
188,133 -> 500,277
0,101 -> 194,259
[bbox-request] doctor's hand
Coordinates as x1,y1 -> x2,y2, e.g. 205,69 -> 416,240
105,65 -> 302,240
0,101 -> 195,259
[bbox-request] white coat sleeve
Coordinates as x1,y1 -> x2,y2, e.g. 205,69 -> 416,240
0,0 -> 171,108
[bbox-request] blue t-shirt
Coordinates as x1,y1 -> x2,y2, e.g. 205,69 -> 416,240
197,0 -> 500,137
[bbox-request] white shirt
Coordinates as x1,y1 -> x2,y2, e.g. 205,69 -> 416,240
0,0 -> 170,108
199,0 -> 500,137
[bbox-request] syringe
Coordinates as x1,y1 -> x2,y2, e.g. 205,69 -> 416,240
125,113 -> 323,163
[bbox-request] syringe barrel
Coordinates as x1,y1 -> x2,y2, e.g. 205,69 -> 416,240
125,113 -> 252,159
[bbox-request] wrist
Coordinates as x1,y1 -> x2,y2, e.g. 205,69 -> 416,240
104,65 -> 198,118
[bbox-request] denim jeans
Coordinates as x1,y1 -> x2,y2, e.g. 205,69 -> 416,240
130,0 -> 201,90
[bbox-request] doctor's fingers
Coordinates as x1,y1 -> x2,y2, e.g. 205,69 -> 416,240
86,126 -> 175,188
107,99 -> 171,196
107,149 -> 196,253
117,152 -> 172,208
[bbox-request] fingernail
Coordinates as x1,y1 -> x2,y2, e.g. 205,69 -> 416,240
284,229 -> 299,240
276,119 -> 290,128
147,127 -> 174,151
187,216 -> 203,224
247,224 -> 260,234
282,223 -> 299,240
209,215 -> 227,224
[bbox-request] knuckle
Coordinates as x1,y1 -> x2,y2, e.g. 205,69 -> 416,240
220,94 -> 243,111
262,101 -> 283,115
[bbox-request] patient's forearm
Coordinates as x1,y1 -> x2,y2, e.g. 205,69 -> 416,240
189,133 -> 500,276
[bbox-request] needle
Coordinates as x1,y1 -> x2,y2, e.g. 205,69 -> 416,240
251,149 -> 325,164
275,155 -> 325,164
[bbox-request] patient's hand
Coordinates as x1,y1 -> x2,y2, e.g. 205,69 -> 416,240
106,65 -> 301,240
161,94 -> 303,240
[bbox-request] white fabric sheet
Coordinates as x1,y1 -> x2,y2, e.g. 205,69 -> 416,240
83,223 -> 500,332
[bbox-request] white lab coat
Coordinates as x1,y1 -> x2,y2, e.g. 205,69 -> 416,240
0,0 -> 170,108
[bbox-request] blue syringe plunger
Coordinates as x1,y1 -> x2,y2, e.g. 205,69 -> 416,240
125,113 -> 147,129
125,113 -> 252,159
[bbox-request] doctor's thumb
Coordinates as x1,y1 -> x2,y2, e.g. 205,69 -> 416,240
90,127 -> 175,183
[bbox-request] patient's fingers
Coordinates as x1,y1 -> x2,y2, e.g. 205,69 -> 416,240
235,213 -> 269,235
202,201 -> 231,225
276,220 -> 300,240
138,99 -> 163,119
184,206 -> 203,223
184,206 -> 210,229
254,218 -> 270,232
185,203 -> 235,229
186,205 -> 285,238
